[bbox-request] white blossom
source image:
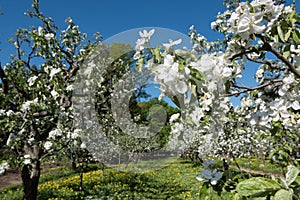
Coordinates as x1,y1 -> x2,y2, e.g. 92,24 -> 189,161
49,129 -> 62,139
139,29 -> 155,40
51,90 -> 59,99
38,26 -> 43,35
255,68 -> 264,82
228,7 -> 265,39
44,33 -> 54,41
49,68 -> 62,80
170,113 -> 180,123
6,110 -> 14,117
222,66 -> 233,77
24,155 -> 31,165
44,141 -> 53,150
66,84 -> 76,91
80,143 -> 86,149
6,133 -> 16,146
283,73 -> 295,85
190,107 -> 204,124
0,162 -> 9,175
134,29 -> 155,59
163,38 -> 182,51
71,129 -> 81,139
28,75 -> 38,86
153,54 -> 189,96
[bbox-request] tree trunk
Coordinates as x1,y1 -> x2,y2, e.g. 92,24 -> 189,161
21,160 -> 41,200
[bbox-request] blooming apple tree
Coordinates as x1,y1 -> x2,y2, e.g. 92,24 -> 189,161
126,0 -> 300,197
0,0 -> 100,199
128,0 -> 300,169
216,0 -> 300,164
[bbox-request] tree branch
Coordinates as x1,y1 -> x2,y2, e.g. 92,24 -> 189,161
229,46 -> 265,61
227,79 -> 283,96
32,0 -> 54,34
32,111 -> 49,118
260,35 -> 300,78
246,56 -> 272,69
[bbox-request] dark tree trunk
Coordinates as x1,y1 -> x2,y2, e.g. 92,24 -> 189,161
72,152 -> 76,169
21,160 -> 41,200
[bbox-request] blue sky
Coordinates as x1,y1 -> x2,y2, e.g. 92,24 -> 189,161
0,0 -> 225,63
0,0 -> 299,106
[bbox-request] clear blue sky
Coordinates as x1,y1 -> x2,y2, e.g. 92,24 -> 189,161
0,0 -> 299,106
0,0 -> 226,63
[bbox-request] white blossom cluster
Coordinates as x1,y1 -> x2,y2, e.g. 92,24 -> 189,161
153,54 -> 190,99
246,76 -> 300,132
225,0 -> 285,39
134,29 -> 155,60
0,161 -> 9,176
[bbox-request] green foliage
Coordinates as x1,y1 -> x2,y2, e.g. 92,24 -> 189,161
237,177 -> 281,197
286,165 -> 300,186
274,189 -> 293,200
236,165 -> 300,199
109,42 -> 133,59
136,98 -> 179,147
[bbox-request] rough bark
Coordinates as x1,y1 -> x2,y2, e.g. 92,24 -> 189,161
21,160 -> 41,200
21,141 -> 41,200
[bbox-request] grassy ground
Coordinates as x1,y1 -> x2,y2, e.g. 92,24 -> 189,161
0,159 -> 203,200
0,157 -> 285,200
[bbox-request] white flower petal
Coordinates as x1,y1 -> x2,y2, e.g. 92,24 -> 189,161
196,176 -> 205,182
292,101 -> 300,111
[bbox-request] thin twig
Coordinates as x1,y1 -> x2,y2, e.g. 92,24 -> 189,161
226,79 -> 283,96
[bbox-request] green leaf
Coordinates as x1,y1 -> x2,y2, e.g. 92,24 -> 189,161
236,177 -> 281,197
286,146 -> 293,154
190,68 -> 203,81
288,11 -> 297,24
199,185 -> 221,200
283,45 -> 290,59
285,29 -> 292,41
277,26 -> 285,42
152,47 -> 161,63
292,30 -> 300,45
247,1 -> 254,13
274,189 -> 292,200
178,59 -> 185,70
294,13 -> 300,24
285,165 -> 300,186
191,84 -> 197,97
136,57 -> 144,72
283,51 -> 290,58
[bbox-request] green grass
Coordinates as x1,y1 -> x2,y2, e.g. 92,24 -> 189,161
0,159 -> 202,200
0,158 -> 286,200
234,157 -> 283,175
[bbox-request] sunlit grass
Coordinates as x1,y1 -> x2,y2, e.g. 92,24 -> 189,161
0,158 -> 284,200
